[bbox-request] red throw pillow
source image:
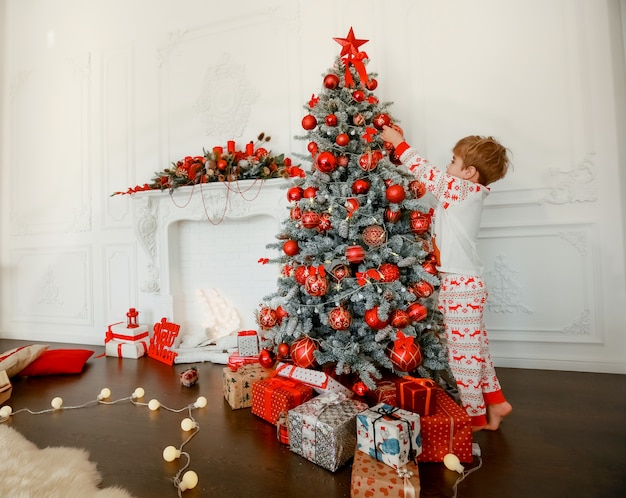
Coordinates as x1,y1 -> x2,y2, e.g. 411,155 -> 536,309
18,349 -> 94,376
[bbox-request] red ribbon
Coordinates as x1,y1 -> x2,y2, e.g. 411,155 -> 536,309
394,331 -> 415,351
343,51 -> 369,88
105,326 -> 149,344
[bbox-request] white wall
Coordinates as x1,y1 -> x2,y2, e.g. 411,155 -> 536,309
1,0 -> 625,373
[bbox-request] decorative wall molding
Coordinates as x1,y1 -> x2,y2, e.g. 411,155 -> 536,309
484,255 -> 534,314
542,153 -> 598,204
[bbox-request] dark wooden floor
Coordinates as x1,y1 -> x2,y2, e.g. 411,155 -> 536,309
1,339 -> 625,498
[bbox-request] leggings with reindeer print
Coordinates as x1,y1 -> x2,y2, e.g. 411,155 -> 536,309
438,273 -> 506,427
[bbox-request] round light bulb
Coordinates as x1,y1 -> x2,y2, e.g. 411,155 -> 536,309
98,388 -> 111,400
51,397 -> 63,409
443,453 -> 464,473
180,470 -> 198,491
133,387 -> 145,399
0,406 -> 12,418
162,445 -> 181,462
181,417 -> 196,431
194,396 -> 207,408
148,399 -> 160,411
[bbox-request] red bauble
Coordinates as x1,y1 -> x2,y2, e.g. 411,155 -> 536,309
283,240 -> 299,256
346,245 -> 366,264
217,159 -> 228,171
258,307 -> 278,329
345,197 -> 360,217
372,113 -> 391,130
335,133 -> 350,147
384,208 -> 402,223
408,180 -> 427,199
358,151 -> 383,172
364,306 -> 390,330
275,306 -> 289,323
337,155 -> 349,167
302,114 -> 317,130
258,349 -> 277,369
410,280 -> 435,298
317,213 -> 332,232
301,211 -> 320,229
325,114 -> 338,126
304,274 -> 328,297
277,342 -> 290,359
379,263 -> 400,282
290,206 -> 302,220
387,333 -> 422,372
328,306 -> 352,330
331,263 -> 351,281
365,79 -> 378,90
407,302 -> 428,322
409,211 -> 431,235
352,179 -> 370,194
422,260 -> 438,275
352,113 -> 365,126
386,184 -> 406,204
290,336 -> 318,369
287,186 -> 303,202
390,309 -> 411,329
352,381 -> 369,397
352,90 -> 365,102
315,151 -> 337,173
324,73 -> 340,89
362,225 -> 386,247
307,142 -> 318,155
303,186 -> 318,199
294,266 -> 308,285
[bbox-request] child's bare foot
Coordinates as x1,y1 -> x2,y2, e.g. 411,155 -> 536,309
485,401 -> 512,431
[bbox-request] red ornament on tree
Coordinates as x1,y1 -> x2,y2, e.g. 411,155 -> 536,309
275,306 -> 289,323
324,73 -> 340,89
387,332 -> 422,372
307,141 -> 318,155
287,186 -> 303,202
352,90 -> 365,102
330,263 -> 351,281
258,349 -> 277,369
304,274 -> 329,297
303,186 -> 318,199
346,245 -> 366,264
352,179 -> 370,194
302,114 -> 317,130
325,114 -> 338,126
409,211 -> 431,235
384,208 -> 402,223
390,309 -> 411,329
258,307 -> 278,330
277,342 -> 290,359
379,263 -> 400,282
290,336 -> 318,369
364,306 -> 390,330
335,133 -> 350,147
328,306 -> 352,331
294,266 -> 309,285
283,240 -> 300,256
410,280 -> 435,298
362,225 -> 386,247
422,260 -> 438,275
365,79 -> 378,91
358,150 -> 383,172
352,113 -> 365,126
372,113 -> 391,130
408,180 -> 427,199
290,206 -> 302,220
386,184 -> 406,204
315,151 -> 337,173
345,197 -> 360,217
317,213 -> 332,232
407,302 -> 428,322
337,155 -> 349,167
301,211 -> 320,229
352,381 -> 369,397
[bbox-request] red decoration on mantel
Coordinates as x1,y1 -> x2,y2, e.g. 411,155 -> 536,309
148,318 -> 180,366
126,308 -> 139,328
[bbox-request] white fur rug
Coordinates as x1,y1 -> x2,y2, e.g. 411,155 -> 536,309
0,425 -> 134,497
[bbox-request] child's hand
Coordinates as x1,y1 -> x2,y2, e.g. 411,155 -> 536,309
381,125 -> 404,147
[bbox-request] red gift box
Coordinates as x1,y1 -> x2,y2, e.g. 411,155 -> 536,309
395,376 -> 437,416
251,377 -> 313,425
417,389 -> 473,463
364,378 -> 397,407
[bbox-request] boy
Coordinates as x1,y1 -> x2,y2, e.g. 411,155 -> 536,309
381,125 -> 513,431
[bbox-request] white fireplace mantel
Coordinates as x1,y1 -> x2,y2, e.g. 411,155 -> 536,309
131,179 -> 289,332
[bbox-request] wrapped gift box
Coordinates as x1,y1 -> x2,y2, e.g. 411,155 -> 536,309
223,363 -> 273,410
356,403 -> 422,470
251,377 -> 314,425
417,390 -> 472,463
0,370 -> 12,405
288,393 -> 368,472
351,449 -> 421,498
395,377 -> 437,416
364,378 -> 398,407
105,339 -> 148,359
227,352 -> 260,372
237,330 -> 260,357
275,362 -> 353,398
105,322 -> 150,343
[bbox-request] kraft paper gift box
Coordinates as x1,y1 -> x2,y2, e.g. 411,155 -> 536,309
275,362 -> 353,398
251,377 -> 314,425
222,363 -> 273,410
417,390 -> 473,463
356,403 -> 422,470
351,449 -> 421,498
237,330 -> 260,357
105,339 -> 148,359
288,393 -> 368,472
0,370 -> 12,406
395,377 -> 437,416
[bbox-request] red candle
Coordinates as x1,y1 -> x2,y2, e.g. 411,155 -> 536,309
227,140 -> 236,153
246,142 -> 254,156
212,146 -> 223,157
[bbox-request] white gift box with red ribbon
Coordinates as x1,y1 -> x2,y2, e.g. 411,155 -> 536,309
275,362 -> 353,398
237,330 -> 260,357
105,322 -> 150,344
105,339 -> 149,359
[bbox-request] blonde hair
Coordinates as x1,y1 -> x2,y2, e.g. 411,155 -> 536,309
453,136 -> 510,186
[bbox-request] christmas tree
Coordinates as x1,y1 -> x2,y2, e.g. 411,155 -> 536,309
258,28 -> 451,390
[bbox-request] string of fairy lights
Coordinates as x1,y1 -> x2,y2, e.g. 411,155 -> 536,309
0,387 -> 207,496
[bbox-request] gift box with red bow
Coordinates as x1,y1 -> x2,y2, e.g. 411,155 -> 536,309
237,330 -> 260,357
251,377 -> 314,425
105,339 -> 148,359
351,449 -> 421,498
395,376 -> 437,416
223,363 -> 273,410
